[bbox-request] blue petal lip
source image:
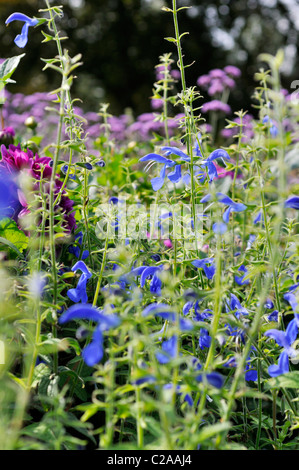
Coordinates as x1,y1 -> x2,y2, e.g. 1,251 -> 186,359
139,153 -> 173,165
5,13 -> 38,27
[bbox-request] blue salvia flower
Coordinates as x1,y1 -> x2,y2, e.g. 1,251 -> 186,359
67,261 -> 92,303
284,285 -> 299,327
5,13 -> 38,48
235,265 -> 250,286
192,358 -> 224,389
59,303 -> 120,366
139,146 -> 190,191
199,328 -> 211,350
225,293 -> 248,343
200,192 -> 247,224
226,293 -> 249,319
267,350 -> 289,377
262,115 -> 278,137
264,318 -> 298,377
69,231 -> 89,260
285,197 -> 299,210
191,258 -> 216,280
156,335 -> 178,364
223,349 -> 257,382
200,149 -> 230,183
253,211 -> 263,225
142,303 -> 193,331
212,222 -> 228,234
264,319 -> 298,359
267,310 -> 279,322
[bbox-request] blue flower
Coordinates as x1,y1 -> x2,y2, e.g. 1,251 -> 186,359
285,197 -> 299,210
139,146 -> 190,191
226,293 -> 249,319
142,303 -> 193,331
264,318 -> 299,377
191,258 -> 216,280
223,351 -> 257,382
267,310 -> 279,322
192,359 -> 224,388
67,261 -> 92,303
267,350 -> 289,377
264,318 -> 298,359
263,115 -> 278,137
235,265 -> 249,286
69,231 -> 89,260
59,303 -> 120,367
156,335 -> 178,364
253,211 -> 263,225
130,265 -> 163,295
5,13 -> 38,48
199,328 -> 211,350
200,192 -> 247,224
201,149 -> 230,183
212,222 -> 227,234
283,288 -> 299,326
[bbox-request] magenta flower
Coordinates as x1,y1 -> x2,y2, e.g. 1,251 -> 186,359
0,144 -> 76,233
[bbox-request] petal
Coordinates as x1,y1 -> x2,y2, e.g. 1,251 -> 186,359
167,164 -> 182,183
139,153 -> 172,164
151,164 -> 166,191
206,161 -> 218,182
82,331 -> 104,366
14,22 -> 30,48
207,148 -> 230,162
264,329 -> 288,348
212,222 -> 227,234
161,146 -> 190,162
142,302 -> 171,317
285,319 -> 298,346
285,197 -> 299,210
268,351 -> 289,377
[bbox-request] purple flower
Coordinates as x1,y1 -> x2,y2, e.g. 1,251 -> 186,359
202,100 -> 231,114
224,65 -> 241,77
5,12 -> 38,48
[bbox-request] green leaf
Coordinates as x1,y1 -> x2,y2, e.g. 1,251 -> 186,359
266,371 -> 299,389
0,218 -> 28,253
0,54 -> 25,82
0,54 -> 25,99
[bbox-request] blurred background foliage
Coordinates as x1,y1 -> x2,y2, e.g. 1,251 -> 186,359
0,0 -> 298,116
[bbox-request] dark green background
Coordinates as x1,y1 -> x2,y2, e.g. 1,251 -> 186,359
1,0 -> 298,116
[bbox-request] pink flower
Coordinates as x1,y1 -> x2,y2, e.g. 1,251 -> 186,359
163,239 -> 173,249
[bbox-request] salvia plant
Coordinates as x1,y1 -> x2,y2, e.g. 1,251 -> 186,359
1,0 -> 299,452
